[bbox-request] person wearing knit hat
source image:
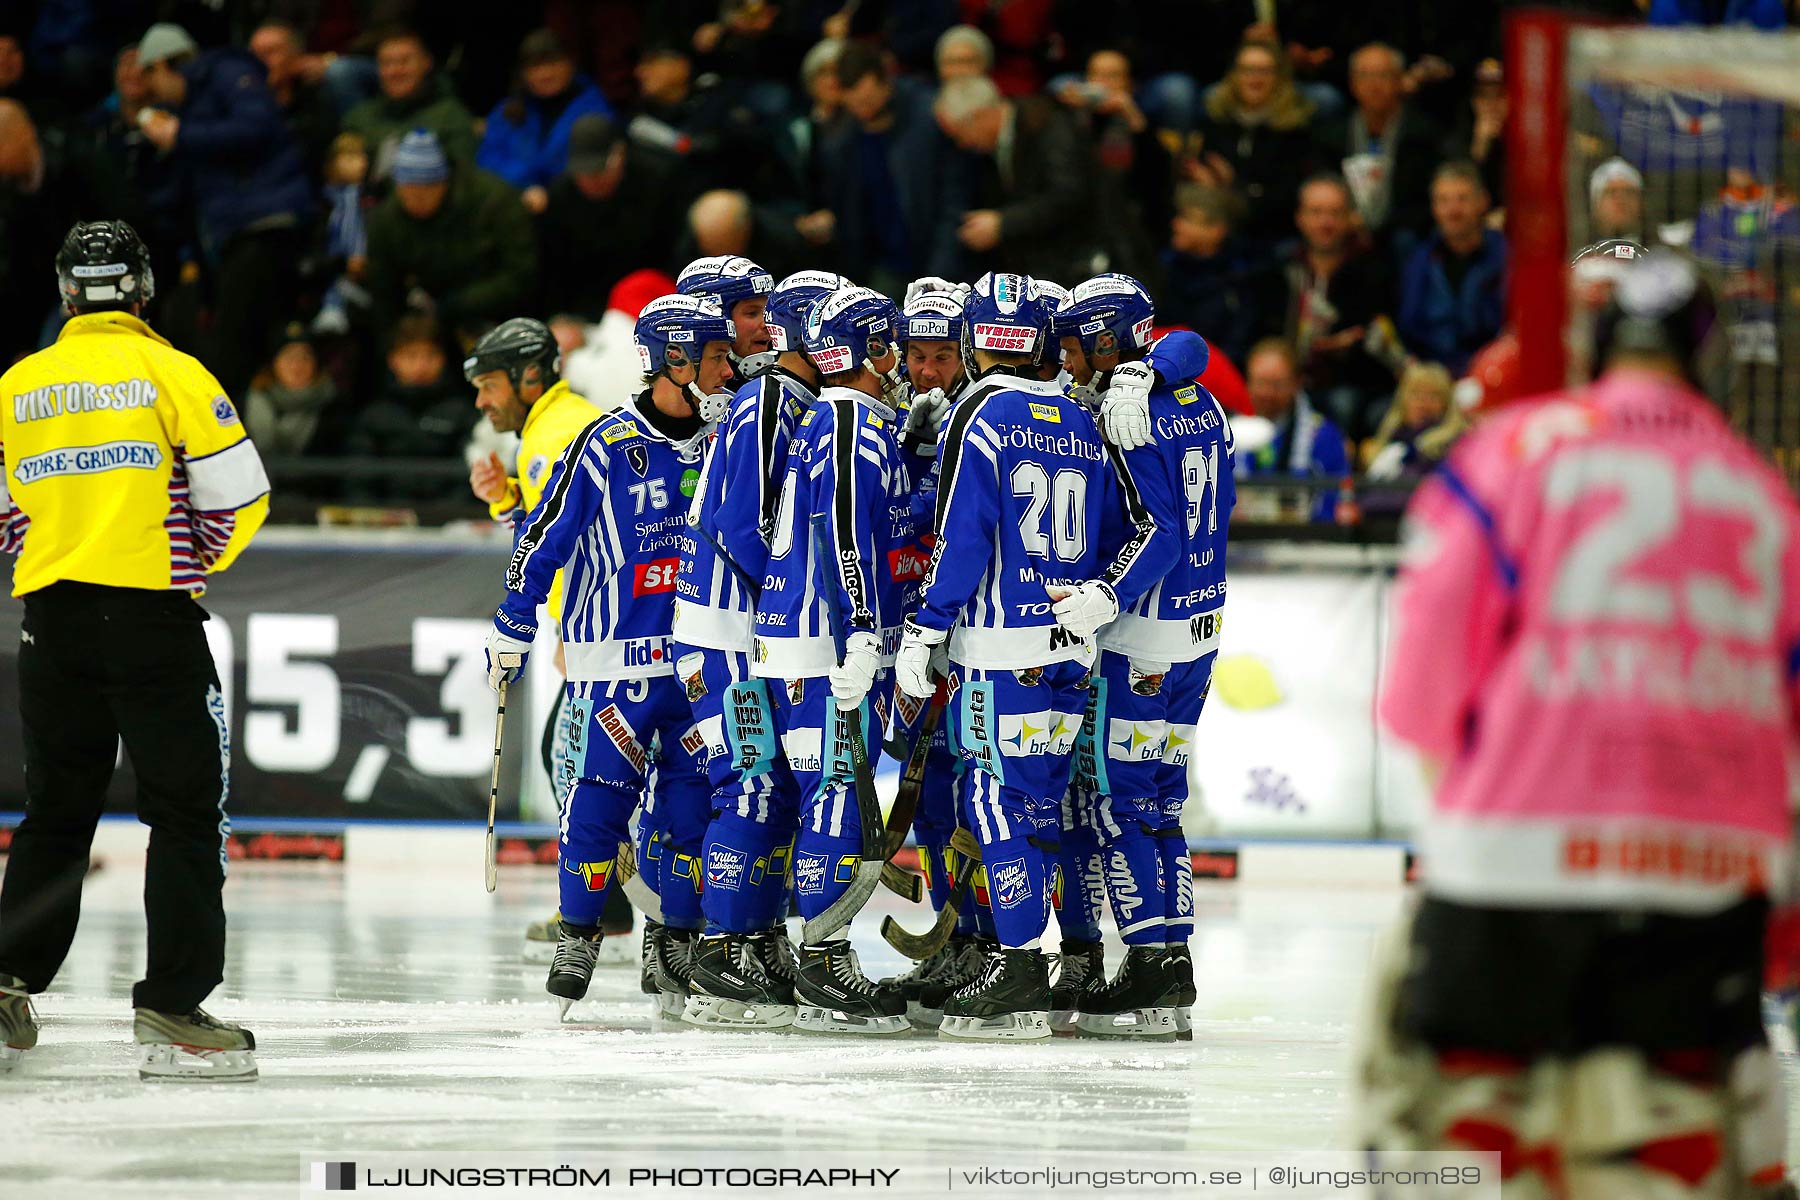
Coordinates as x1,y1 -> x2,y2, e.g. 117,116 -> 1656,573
392,127 -> 450,189
1590,157 -> 1644,241
364,125 -> 537,340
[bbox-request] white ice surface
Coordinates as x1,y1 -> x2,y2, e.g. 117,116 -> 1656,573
1,858 -> 1442,1197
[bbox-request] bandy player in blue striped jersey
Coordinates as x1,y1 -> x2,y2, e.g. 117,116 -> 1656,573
672,270 -> 847,1029
1054,274 -> 1234,1042
754,285 -> 914,1035
893,272 -> 1165,1041
483,294 -> 733,1020
676,255 -> 774,381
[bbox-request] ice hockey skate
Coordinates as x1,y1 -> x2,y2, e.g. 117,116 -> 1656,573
750,925 -> 798,1005
1047,939 -> 1104,1035
1166,944 -> 1196,1041
1,973 -> 38,1072
907,935 -> 992,1029
683,934 -> 796,1030
939,947 -> 1052,1041
134,1007 -> 258,1081
1076,946 -> 1179,1042
527,907 -> 634,965
791,940 -> 909,1035
880,941 -> 955,1026
652,926 -> 697,1024
544,921 -> 603,1019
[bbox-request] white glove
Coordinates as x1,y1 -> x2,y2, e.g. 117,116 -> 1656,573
1365,442 -> 1408,481
830,630 -> 882,710
485,625 -> 532,691
902,386 -> 948,441
1098,360 -> 1156,450
903,276 -> 971,309
895,619 -> 947,698
1045,580 -> 1119,641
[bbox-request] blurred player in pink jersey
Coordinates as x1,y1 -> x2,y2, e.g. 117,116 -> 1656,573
1359,252 -> 1800,1200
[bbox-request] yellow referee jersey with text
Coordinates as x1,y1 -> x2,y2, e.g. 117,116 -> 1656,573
490,379 -> 601,620
0,312 -> 270,597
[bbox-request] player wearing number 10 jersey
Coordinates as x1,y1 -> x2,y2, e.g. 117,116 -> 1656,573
1366,253 -> 1800,1197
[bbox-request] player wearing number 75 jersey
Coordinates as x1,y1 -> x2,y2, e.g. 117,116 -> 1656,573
894,272 -> 1164,1042
484,293 -> 733,1018
1363,253 -> 1800,1196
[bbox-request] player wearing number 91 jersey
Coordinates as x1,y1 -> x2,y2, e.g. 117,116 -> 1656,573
1051,274 -> 1233,1041
1366,253 -> 1800,1195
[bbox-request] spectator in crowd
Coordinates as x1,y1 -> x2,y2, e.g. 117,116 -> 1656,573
629,39 -> 743,192
346,314 -> 472,482
559,268 -> 675,408
81,47 -> 185,318
1277,174 -> 1399,442
674,189 -> 806,283
245,323 -> 338,456
1236,336 -> 1350,524
780,36 -> 845,221
1315,42 -> 1442,258
137,22 -> 314,404
1589,157 -> 1644,241
364,129 -> 537,344
1055,47 -> 1172,272
249,18 -> 337,174
1445,57 -> 1506,204
1397,160 -> 1507,376
955,0 -> 1056,96
0,30 -> 63,126
342,27 -> 478,183
315,132 -> 373,335
547,313 -> 586,358
537,114 -> 683,323
934,24 -> 993,84
476,29 -> 615,214
1362,360 -> 1464,481
0,101 -> 96,358
815,42 -> 965,294
679,0 -> 812,123
1159,184 -> 1265,369
935,74 -> 1102,285
1190,36 -> 1316,252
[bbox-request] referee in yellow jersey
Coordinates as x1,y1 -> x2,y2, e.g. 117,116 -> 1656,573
0,221 -> 270,1081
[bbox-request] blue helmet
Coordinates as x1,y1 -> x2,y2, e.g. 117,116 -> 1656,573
801,285 -> 898,378
960,271 -> 1056,374
676,255 -> 774,312
901,291 -> 965,345
634,293 -> 735,377
766,269 -> 850,353
1055,273 -> 1156,360
1034,279 -> 1071,310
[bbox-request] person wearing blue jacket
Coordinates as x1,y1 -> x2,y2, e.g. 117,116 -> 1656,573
753,285 -> 913,1036
895,273 -> 1165,1042
135,23 -> 312,403
476,29 -> 615,211
1396,161 -> 1507,377
672,269 -> 846,1030
1056,275 -> 1233,1043
484,294 -> 734,1021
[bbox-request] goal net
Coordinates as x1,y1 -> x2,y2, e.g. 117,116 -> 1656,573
1508,16 -> 1800,487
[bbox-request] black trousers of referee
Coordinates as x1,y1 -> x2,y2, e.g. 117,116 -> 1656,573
0,582 -> 230,1012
